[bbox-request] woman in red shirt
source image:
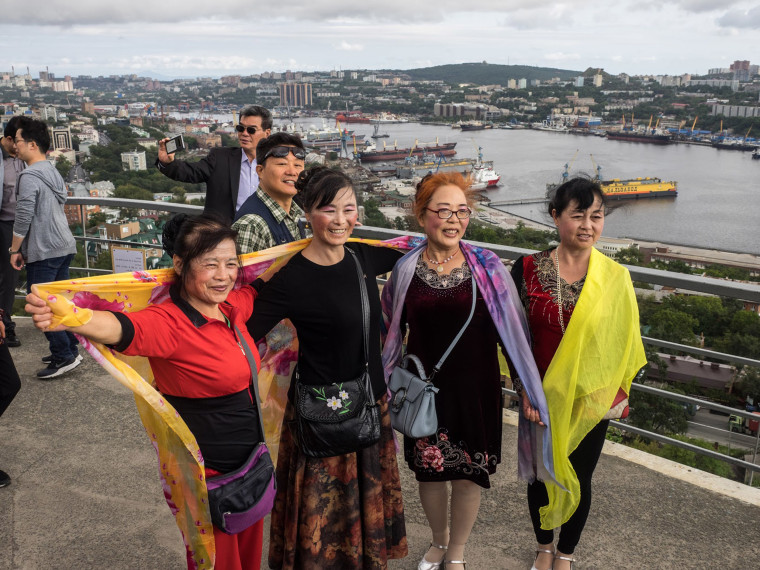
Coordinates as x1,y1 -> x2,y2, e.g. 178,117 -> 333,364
27,214 -> 265,570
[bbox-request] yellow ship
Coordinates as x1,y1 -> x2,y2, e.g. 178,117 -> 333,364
548,155 -> 678,201
600,177 -> 678,200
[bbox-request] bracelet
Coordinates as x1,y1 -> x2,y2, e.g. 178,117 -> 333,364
512,376 -> 524,395
8,249 -> 20,255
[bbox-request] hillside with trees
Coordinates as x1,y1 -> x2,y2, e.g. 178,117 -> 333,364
398,62 -> 582,84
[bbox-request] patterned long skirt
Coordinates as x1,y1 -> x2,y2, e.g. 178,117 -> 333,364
268,395 -> 408,569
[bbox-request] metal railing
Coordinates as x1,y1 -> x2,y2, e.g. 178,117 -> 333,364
47,198 -> 760,481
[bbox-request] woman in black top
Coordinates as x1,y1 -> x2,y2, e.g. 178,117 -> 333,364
248,167 -> 408,570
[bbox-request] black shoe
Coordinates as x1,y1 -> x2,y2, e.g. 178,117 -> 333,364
3,333 -> 20,347
36,356 -> 82,380
0,469 -> 9,488
42,353 -> 81,364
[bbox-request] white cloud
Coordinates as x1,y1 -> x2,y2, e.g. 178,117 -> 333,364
544,52 -> 582,62
718,6 -> 760,29
2,1 -> 559,25
3,0 -> 760,77
337,41 -> 364,52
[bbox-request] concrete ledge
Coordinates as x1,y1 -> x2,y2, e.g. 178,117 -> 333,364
504,408 -> 760,508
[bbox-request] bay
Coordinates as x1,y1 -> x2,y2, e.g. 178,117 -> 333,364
190,114 -> 760,255
330,121 -> 760,256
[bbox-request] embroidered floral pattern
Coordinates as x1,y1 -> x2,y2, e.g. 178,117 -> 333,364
415,256 -> 471,289
533,250 -> 585,311
326,396 -> 342,410
411,428 -> 496,476
312,383 -> 353,414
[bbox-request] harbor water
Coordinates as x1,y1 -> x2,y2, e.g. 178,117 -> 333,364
340,122 -> 760,255
204,115 -> 760,255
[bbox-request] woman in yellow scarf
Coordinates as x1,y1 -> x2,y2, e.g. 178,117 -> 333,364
511,178 -> 646,570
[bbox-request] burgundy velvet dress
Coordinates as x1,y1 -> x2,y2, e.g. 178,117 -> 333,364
402,257 -> 504,489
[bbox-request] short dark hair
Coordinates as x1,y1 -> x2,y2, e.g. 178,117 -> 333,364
240,105 -> 273,131
295,166 -> 354,212
3,115 -> 24,139
256,132 -> 305,165
162,213 -> 241,296
547,176 -> 606,217
16,118 -> 51,154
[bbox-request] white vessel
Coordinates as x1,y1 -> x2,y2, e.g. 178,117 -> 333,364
470,147 -> 501,190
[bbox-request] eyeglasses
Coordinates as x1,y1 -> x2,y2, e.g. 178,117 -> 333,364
426,207 -> 472,220
235,124 -> 260,135
263,146 -> 307,160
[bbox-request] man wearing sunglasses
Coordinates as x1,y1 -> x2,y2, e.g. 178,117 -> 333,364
232,132 -> 309,253
156,105 -> 272,223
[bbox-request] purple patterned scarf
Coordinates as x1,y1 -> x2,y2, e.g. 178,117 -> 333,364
381,236 -> 558,484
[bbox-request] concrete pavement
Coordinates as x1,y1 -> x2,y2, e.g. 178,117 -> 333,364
2,318 -> 760,569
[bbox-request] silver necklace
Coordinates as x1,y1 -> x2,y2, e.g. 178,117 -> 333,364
426,248 -> 457,273
554,248 -> 566,335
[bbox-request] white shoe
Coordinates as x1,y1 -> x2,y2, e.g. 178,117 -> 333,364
530,547 -> 555,570
418,542 -> 448,570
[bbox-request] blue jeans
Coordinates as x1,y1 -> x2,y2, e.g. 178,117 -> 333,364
26,254 -> 78,363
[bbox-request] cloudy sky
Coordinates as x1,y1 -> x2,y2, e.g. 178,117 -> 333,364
2,1 -> 759,78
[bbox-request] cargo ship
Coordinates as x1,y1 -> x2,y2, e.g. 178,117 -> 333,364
711,140 -> 757,151
606,130 -> 672,145
598,177 -> 677,200
607,114 -> 672,145
358,140 -> 457,163
548,161 -> 677,200
335,111 -> 370,124
459,121 -> 492,131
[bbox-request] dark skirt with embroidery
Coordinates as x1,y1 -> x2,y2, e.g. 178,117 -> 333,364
402,261 -> 504,489
268,395 -> 408,570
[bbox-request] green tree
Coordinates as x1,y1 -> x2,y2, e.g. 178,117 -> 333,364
112,184 -> 155,202
737,367 -> 760,405
55,156 -> 72,179
647,307 -> 698,345
714,311 -> 760,359
629,385 -> 689,435
86,212 -> 108,229
220,133 -> 237,147
647,259 -> 694,274
170,188 -> 187,204
362,199 -> 393,229
614,246 -> 644,266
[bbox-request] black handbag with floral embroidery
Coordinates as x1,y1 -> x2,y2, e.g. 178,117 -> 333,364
293,248 -> 381,458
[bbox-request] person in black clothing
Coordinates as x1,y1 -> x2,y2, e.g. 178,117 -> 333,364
0,310 -> 21,487
248,166 -> 408,569
156,105 -> 272,222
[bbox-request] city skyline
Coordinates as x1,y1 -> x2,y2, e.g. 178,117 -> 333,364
1,1 -> 759,78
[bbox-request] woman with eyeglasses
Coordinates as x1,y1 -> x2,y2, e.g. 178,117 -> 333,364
247,166 -> 408,569
381,172 -> 545,570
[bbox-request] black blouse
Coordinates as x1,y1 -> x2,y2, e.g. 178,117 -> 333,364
248,242 -> 402,400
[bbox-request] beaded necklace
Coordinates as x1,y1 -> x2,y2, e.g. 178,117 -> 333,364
426,248 -> 458,273
554,248 -> 566,335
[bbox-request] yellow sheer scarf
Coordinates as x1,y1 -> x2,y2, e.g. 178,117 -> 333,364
32,238 -> 398,569
540,248 -> 646,530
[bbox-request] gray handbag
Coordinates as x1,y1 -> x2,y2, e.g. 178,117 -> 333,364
389,273 -> 477,439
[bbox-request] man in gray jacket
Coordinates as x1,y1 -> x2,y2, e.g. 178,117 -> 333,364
10,118 -> 79,379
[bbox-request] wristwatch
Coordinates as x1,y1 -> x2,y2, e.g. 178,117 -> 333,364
8,248 -> 20,255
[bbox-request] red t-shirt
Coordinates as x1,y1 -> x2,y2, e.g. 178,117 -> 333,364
116,285 -> 260,397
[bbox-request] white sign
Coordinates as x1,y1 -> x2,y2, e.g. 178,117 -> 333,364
112,246 -> 146,274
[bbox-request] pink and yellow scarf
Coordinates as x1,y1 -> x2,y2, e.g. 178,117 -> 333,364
33,236 -> 405,569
